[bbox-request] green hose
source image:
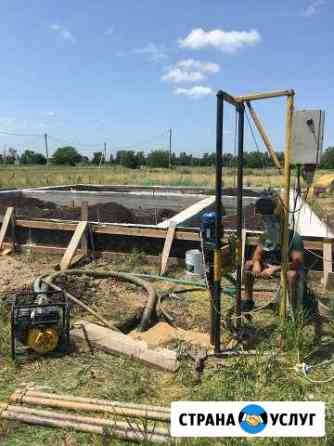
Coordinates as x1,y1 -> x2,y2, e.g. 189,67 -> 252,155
131,273 -> 207,288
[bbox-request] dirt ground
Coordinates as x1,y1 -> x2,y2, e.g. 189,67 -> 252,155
0,195 -> 176,224
0,252 -> 334,446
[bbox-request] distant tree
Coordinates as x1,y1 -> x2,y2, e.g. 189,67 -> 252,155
320,147 -> 334,169
92,151 -> 103,165
136,151 -> 146,167
201,152 -> 215,166
20,150 -> 46,165
146,150 -> 169,168
52,146 -> 82,166
77,156 -> 90,166
243,151 -> 267,169
116,150 -> 140,169
4,147 -> 18,164
178,152 -> 193,166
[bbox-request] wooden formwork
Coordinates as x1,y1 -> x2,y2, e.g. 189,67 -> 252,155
0,208 -> 332,286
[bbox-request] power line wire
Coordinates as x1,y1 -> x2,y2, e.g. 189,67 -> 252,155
0,130 -> 43,137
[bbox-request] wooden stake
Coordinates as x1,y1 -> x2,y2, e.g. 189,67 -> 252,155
280,93 -> 294,321
323,239 -> 333,289
0,207 -> 15,251
60,221 -> 88,270
160,221 -> 176,275
80,201 -> 89,256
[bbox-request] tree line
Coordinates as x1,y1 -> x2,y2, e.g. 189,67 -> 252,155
1,145 -> 334,169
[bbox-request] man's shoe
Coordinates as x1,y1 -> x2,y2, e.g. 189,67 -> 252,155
240,300 -> 255,313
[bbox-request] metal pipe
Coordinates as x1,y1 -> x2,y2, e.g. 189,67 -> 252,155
235,89 -> 294,102
246,101 -> 282,170
213,91 -> 224,353
235,103 -> 245,329
280,93 -> 295,320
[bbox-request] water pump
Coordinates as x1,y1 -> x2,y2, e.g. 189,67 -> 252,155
10,289 -> 70,360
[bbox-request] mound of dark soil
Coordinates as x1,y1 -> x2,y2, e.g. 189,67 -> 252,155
0,194 -> 176,224
222,187 -> 260,197
223,204 -> 264,231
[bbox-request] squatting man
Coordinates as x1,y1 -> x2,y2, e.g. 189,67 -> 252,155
241,194 -> 304,312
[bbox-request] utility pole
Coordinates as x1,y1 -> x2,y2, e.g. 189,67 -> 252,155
169,128 -> 172,168
104,142 -> 107,164
44,133 -> 49,167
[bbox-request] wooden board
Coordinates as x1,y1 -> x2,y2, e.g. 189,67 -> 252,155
160,221 -> 176,275
80,201 -> 89,256
60,221 -> 88,270
72,320 -> 179,372
323,239 -> 333,289
0,207 -> 14,250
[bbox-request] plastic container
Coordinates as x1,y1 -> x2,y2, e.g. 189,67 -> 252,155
185,249 -> 204,276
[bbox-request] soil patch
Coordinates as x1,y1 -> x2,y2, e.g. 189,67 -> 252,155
0,195 -> 176,224
54,274 -> 148,328
223,203 -> 264,231
222,187 -> 260,197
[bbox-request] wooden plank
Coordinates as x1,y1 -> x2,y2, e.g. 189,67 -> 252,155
160,221 -> 176,275
12,217 -> 330,249
60,221 -> 88,271
0,207 -> 14,250
16,219 -> 76,231
72,320 -> 179,372
1,248 -> 13,256
323,239 -> 333,289
15,219 -> 199,241
80,202 -> 89,256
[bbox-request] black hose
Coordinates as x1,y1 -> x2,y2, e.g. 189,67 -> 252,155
35,269 -> 157,332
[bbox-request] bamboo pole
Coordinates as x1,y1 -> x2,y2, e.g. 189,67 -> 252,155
246,101 -> 282,170
2,410 -> 168,443
23,390 -> 170,414
280,93 -> 295,320
10,393 -> 170,422
3,404 -> 169,437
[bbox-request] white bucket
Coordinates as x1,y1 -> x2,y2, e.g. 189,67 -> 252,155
185,249 -> 204,276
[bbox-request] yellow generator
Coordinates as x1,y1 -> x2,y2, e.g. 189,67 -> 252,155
10,289 -> 70,360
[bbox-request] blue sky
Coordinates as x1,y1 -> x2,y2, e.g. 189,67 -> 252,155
0,0 -> 332,158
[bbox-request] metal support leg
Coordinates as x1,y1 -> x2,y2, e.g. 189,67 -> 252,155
235,104 -> 245,329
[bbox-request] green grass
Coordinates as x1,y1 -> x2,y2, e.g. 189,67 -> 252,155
0,165 -> 320,190
1,253 -> 334,445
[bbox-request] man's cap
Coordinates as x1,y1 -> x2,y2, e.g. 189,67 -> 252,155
255,196 -> 276,216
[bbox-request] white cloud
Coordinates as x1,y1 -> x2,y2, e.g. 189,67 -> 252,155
302,0 -> 325,16
178,28 -> 261,53
174,86 -> 214,98
50,24 -> 75,43
161,58 -> 220,84
133,43 -> 167,62
46,111 -> 56,117
50,24 -> 61,31
104,27 -> 114,36
162,68 -> 205,83
176,59 -> 220,73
